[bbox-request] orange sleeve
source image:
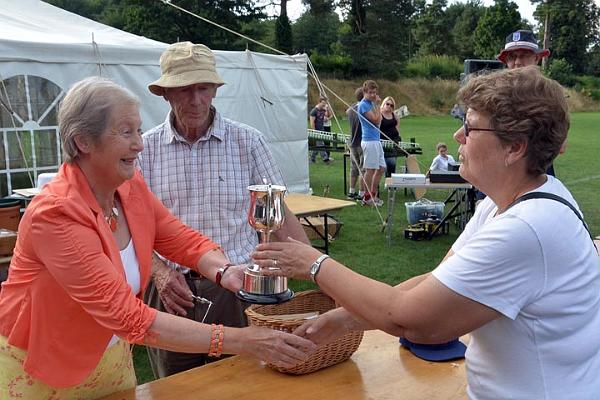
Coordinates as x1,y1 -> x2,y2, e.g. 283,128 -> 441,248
29,198 -> 157,344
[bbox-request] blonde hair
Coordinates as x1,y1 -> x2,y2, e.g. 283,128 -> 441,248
380,96 -> 396,111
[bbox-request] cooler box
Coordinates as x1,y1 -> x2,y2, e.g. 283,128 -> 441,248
405,199 -> 444,225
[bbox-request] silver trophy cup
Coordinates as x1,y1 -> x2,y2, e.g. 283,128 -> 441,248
237,184 -> 294,304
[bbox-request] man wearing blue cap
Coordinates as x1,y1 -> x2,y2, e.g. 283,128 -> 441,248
498,29 -> 559,177
496,29 -> 550,69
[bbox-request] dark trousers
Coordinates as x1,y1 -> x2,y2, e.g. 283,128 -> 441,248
144,273 -> 248,378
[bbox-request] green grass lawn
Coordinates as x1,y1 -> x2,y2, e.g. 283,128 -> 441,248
134,112 -> 600,384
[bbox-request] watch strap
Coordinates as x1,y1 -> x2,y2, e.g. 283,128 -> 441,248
215,263 -> 233,287
310,254 -> 330,283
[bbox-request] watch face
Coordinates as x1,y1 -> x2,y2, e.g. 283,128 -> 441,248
310,262 -> 319,281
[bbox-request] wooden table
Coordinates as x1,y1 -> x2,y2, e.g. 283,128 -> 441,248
101,330 -> 467,400
286,193 -> 355,254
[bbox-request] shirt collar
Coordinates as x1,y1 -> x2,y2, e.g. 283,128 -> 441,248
162,107 -> 225,145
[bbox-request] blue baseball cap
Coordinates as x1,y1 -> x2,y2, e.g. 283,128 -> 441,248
496,30 -> 550,64
399,337 -> 466,362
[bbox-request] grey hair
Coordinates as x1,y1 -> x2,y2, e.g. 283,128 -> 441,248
58,77 -> 140,162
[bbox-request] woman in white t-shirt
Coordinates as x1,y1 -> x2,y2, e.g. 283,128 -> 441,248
254,66 -> 600,399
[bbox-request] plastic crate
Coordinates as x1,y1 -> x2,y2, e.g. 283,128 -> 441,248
405,199 -> 444,225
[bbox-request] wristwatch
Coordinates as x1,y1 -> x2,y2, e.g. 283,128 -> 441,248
309,254 -> 330,283
215,263 -> 233,287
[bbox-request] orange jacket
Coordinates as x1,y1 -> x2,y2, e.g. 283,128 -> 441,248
0,162 -> 220,388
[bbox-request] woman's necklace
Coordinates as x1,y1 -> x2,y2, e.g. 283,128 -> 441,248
105,201 -> 119,232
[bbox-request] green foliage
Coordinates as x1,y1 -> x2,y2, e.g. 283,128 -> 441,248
303,0 -> 335,15
533,0 -> 600,74
546,58 -> 576,87
575,75 -> 600,89
574,76 -> 600,100
448,1 -> 486,60
47,0 -> 268,50
45,0 -> 105,19
292,11 -> 340,55
404,55 -> 462,80
473,0 -> 522,59
338,23 -> 374,76
274,14 -> 293,54
338,0 -> 419,77
45,0 -> 600,82
413,0 -> 449,56
309,52 -> 353,78
585,45 -> 600,76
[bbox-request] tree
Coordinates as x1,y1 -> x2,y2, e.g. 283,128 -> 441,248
338,0 -> 420,77
533,0 -> 600,73
302,0 -> 335,15
46,0 -> 268,51
448,1 -> 486,61
413,0 -> 449,56
273,0 -> 293,53
337,0 -> 368,75
546,58 -> 576,86
45,0 -> 106,20
585,45 -> 600,76
473,0 -> 522,59
371,0 -> 418,64
275,14 -> 293,53
292,11 -> 340,55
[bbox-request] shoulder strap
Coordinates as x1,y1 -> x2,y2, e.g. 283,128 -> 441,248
506,192 -> 596,247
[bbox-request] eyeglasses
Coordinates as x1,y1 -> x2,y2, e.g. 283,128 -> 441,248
462,119 -> 497,137
385,103 -> 394,107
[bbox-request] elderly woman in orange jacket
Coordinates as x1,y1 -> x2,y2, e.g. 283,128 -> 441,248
0,77 -> 315,399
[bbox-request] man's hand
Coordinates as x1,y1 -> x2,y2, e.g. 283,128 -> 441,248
152,257 -> 194,316
220,264 -> 245,293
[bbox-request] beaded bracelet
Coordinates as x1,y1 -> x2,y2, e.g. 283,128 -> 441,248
208,323 -> 224,357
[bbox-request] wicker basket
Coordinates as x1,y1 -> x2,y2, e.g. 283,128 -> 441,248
245,290 -> 364,374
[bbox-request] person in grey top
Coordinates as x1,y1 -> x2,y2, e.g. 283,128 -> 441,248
346,87 -> 364,200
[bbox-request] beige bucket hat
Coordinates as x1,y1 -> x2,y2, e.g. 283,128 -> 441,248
149,42 -> 225,96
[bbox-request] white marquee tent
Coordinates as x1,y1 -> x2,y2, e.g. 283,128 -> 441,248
0,0 -> 309,195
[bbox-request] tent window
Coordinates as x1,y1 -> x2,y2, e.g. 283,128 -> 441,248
0,75 -> 63,196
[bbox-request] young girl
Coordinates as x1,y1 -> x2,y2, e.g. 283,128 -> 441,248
429,142 -> 455,171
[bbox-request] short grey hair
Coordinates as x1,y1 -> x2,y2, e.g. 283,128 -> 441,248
58,77 -> 140,163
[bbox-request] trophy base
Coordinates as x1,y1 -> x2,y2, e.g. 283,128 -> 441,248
236,289 -> 294,304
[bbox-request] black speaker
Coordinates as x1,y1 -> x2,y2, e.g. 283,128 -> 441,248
460,59 -> 505,85
463,59 -> 505,75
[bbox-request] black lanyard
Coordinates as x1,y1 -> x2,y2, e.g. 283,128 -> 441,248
505,192 -> 596,250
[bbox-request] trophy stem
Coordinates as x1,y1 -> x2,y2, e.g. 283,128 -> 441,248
260,231 -> 272,244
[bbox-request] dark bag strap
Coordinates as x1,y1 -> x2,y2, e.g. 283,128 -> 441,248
506,192 -> 596,249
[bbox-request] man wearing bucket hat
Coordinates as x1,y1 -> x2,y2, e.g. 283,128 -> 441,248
139,41 -> 309,378
497,29 -> 550,69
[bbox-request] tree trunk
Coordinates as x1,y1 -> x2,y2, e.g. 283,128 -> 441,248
280,0 -> 287,18
542,1 -> 551,70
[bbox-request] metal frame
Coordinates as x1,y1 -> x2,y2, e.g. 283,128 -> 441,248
0,74 -> 63,196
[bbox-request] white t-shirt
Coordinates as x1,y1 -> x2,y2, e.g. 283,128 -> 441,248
108,239 -> 141,348
430,154 -> 455,171
433,176 -> 600,399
